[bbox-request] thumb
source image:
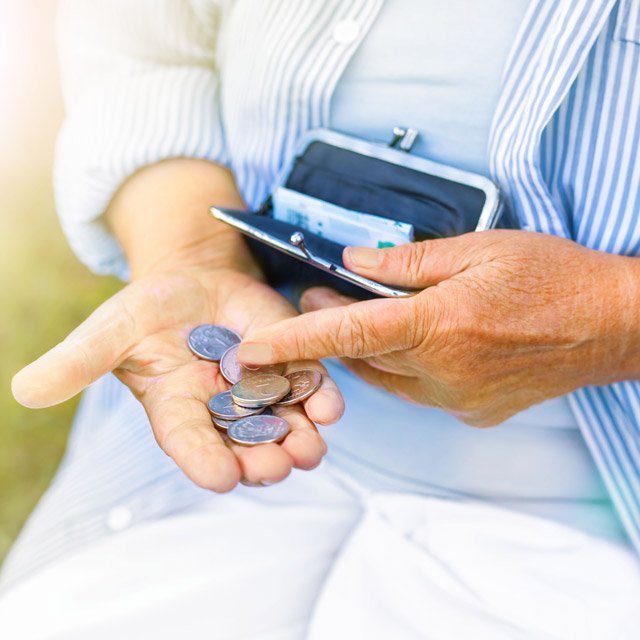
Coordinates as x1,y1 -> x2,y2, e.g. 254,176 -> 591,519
237,296 -> 426,365
11,279 -> 170,408
343,232 -> 496,289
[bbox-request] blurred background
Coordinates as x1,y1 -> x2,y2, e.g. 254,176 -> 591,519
0,2 -> 119,562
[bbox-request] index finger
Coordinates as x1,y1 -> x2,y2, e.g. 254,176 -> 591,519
236,296 -> 424,365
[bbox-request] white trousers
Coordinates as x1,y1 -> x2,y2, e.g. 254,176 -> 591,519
1,462 -> 639,640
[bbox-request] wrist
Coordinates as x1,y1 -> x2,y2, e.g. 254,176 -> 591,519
129,225 -> 261,281
593,252 -> 640,383
106,158 -> 261,280
613,255 -> 640,380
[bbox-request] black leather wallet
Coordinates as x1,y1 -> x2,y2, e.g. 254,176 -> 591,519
211,128 -> 503,298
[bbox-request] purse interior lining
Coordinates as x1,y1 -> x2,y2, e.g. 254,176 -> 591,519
284,141 -> 487,238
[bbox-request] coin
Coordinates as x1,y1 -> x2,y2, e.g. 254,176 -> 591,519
207,390 -> 264,420
276,369 -> 322,406
213,407 -> 272,431
188,324 -> 241,362
227,414 -> 290,445
211,415 -> 237,431
219,344 -> 285,384
231,374 -> 290,408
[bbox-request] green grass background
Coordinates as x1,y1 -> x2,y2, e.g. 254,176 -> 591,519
0,4 -> 120,563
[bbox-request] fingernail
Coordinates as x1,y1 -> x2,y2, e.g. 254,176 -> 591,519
345,247 -> 382,269
237,342 -> 274,365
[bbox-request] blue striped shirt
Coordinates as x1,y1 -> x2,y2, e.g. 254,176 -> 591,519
490,0 -> 640,554
51,0 -> 640,555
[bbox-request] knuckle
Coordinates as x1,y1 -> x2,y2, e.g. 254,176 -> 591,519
290,329 -> 311,360
405,241 -> 429,276
157,417 -> 199,453
404,298 -> 428,348
68,339 -> 97,385
416,293 -> 449,349
336,311 -> 368,357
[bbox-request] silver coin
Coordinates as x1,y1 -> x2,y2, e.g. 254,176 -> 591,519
188,324 -> 241,362
211,415 -> 237,431
207,390 -> 264,420
227,414 -> 290,445
219,344 -> 285,384
213,407 -> 271,431
231,374 -> 290,408
276,369 -> 322,406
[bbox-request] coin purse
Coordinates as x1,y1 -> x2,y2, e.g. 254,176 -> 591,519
211,128 -> 502,298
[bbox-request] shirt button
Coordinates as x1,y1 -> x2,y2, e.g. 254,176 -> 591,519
332,19 -> 360,45
106,505 -> 133,532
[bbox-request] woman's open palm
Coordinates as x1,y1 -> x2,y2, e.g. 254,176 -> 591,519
12,268 -> 343,490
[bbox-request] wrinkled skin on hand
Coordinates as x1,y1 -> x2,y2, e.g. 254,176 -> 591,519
237,230 -> 640,427
12,268 -> 344,490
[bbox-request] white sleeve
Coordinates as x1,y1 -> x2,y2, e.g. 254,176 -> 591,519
54,0 -> 227,278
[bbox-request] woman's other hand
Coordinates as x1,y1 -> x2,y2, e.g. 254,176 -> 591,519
236,230 -> 640,427
11,159 -> 343,491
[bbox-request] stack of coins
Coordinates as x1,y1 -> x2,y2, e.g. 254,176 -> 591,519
188,324 -> 323,446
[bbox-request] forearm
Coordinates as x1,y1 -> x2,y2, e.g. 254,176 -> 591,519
107,158 -> 260,279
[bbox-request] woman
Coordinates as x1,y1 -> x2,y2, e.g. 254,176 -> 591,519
2,0 -> 640,637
